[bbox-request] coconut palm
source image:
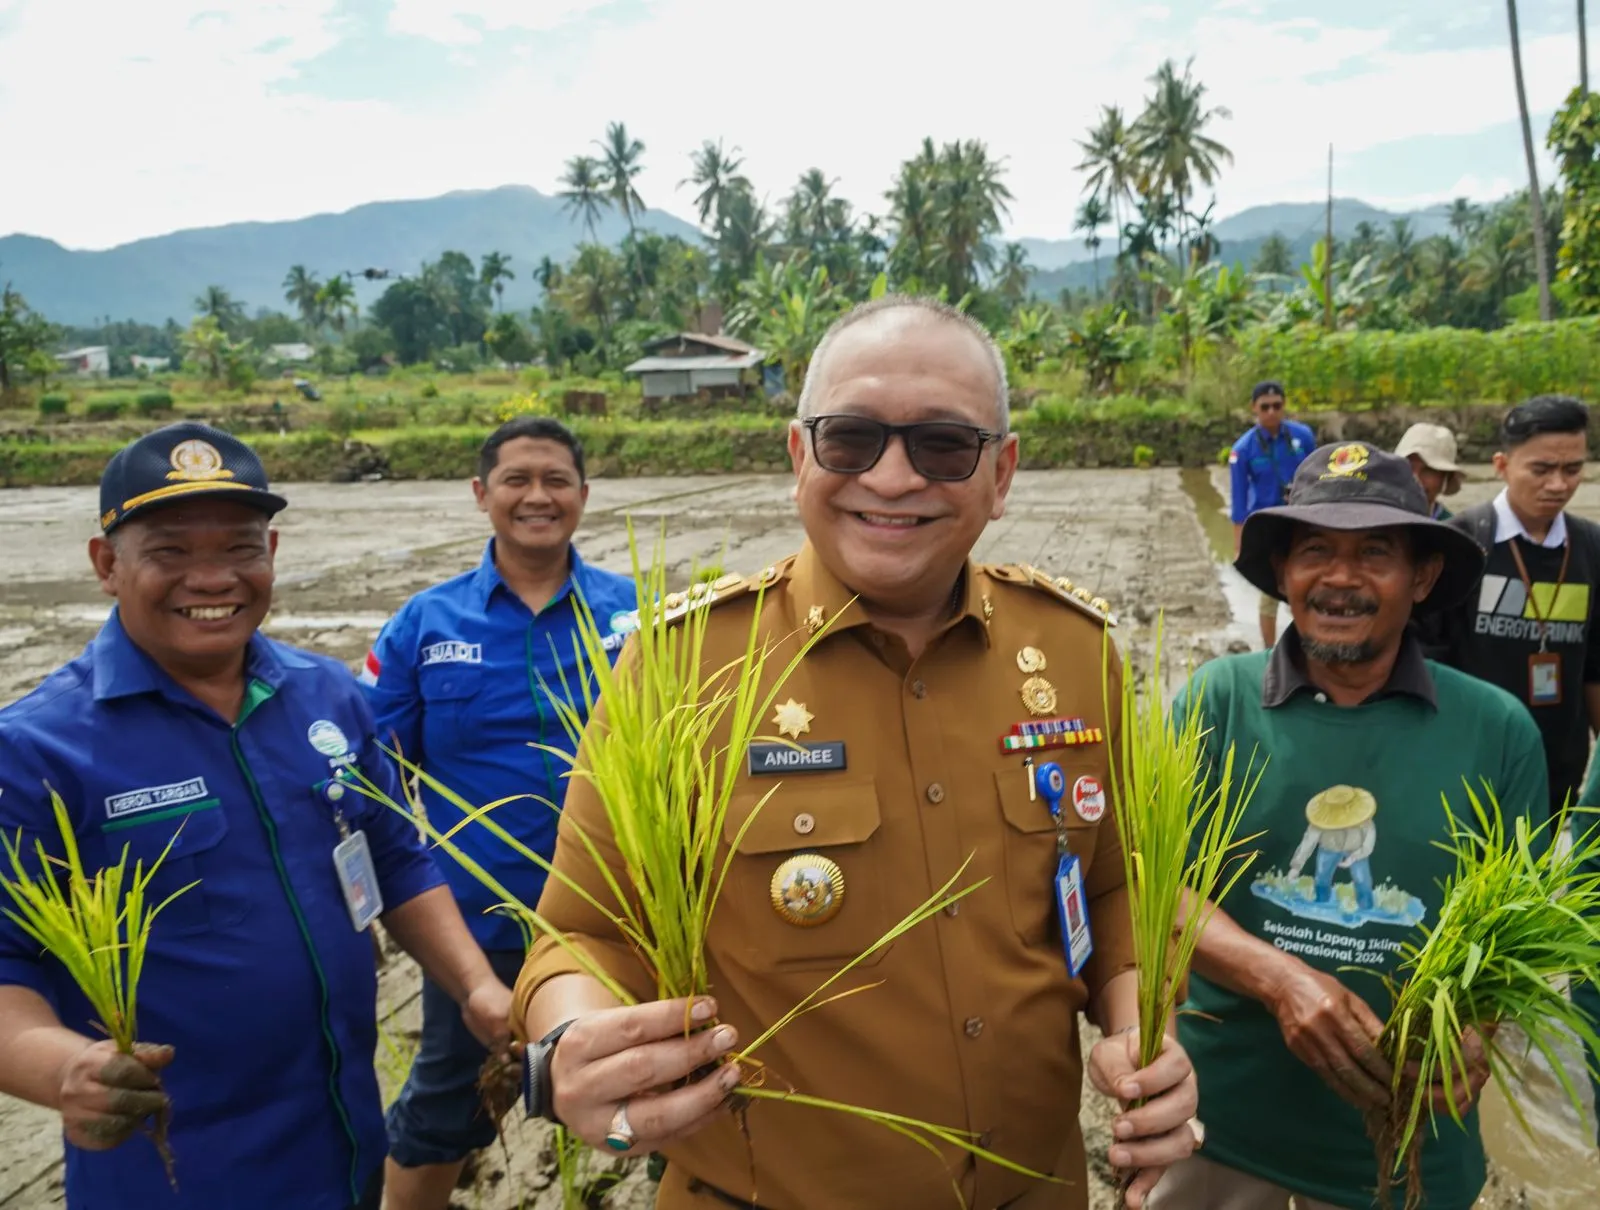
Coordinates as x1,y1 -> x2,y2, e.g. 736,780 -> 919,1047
1077,105 -> 1139,259
885,146 -> 940,287
1131,59 -> 1234,249
1384,219 -> 1422,294
1507,0 -> 1555,319
682,139 -> 748,232
558,155 -> 611,242
282,265 -> 323,329
931,139 -> 1013,301
996,243 -> 1033,307
479,251 -> 514,311
315,276 -> 358,335
1447,197 -> 1484,241
534,256 -> 563,294
1254,233 -> 1294,277
193,285 -> 245,334
713,181 -> 776,298
1074,195 -> 1111,292
1349,220 -> 1382,263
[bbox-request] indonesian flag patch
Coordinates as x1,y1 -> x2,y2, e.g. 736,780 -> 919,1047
358,649 -> 381,687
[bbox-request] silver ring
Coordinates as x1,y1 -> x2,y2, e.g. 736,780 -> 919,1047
603,1100 -> 636,1152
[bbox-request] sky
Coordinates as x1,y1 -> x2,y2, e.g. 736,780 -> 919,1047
0,0 -> 1590,250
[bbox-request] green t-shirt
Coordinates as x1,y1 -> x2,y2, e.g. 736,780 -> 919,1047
1174,648 -> 1549,1210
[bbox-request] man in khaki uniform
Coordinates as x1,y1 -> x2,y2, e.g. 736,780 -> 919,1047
512,296 -> 1200,1210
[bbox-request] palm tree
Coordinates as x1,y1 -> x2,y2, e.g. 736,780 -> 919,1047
1508,0 -> 1554,319
713,182 -> 776,297
1384,218 -> 1421,293
1349,220 -> 1382,263
1074,196 -> 1111,291
534,256 -> 563,294
682,139 -> 748,231
1076,106 -> 1138,259
1131,59 -> 1233,249
1447,197 -> 1483,241
931,139 -> 1013,301
886,146 -> 940,287
479,251 -> 514,311
996,243 -> 1033,306
1254,233 -> 1294,277
194,285 -> 244,333
282,265 -> 322,329
1467,213 -> 1532,318
558,155 -> 610,241
596,121 -> 647,289
1582,0 -> 1590,93
316,276 -> 358,335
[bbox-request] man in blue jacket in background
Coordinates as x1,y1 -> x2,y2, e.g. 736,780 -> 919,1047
0,423 -> 511,1210
1229,380 -> 1316,648
360,416 -> 637,1210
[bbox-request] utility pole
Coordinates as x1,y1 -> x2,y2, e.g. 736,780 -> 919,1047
1583,0 -> 1591,94
1325,145 -> 1336,332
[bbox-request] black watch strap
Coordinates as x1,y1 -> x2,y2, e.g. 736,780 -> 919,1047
525,1018 -> 578,1124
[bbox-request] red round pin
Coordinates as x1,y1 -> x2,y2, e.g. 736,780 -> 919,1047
1072,775 -> 1106,823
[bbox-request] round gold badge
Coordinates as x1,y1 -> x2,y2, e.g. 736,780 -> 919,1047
770,854 -> 845,927
1016,646 -> 1047,674
1020,675 -> 1058,716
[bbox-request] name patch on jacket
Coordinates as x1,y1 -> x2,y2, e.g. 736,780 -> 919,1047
105,777 -> 210,821
421,641 -> 483,666
747,741 -> 847,775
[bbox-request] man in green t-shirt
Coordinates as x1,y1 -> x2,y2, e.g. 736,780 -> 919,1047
1149,442 -> 1550,1210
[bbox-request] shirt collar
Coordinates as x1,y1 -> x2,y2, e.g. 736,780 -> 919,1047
783,541 -> 992,648
91,608 -> 300,703
1492,488 -> 1567,548
1260,624 -> 1436,710
472,538 -> 585,611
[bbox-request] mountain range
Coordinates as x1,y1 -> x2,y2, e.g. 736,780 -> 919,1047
0,186 -> 1463,328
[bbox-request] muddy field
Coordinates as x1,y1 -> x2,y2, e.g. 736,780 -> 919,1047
0,465 -> 1595,1208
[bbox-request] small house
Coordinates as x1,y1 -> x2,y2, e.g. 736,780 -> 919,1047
130,355 -> 172,373
54,346 -> 110,378
623,333 -> 765,400
268,342 -> 316,364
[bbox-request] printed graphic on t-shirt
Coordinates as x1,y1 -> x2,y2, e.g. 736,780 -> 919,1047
1474,574 -> 1590,644
1249,783 -> 1426,933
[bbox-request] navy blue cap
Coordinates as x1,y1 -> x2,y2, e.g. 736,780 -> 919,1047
98,422 -> 288,534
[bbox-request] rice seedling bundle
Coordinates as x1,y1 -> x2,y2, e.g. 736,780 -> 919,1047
0,788 -> 196,1184
1368,783 -> 1600,1210
1102,617 -> 1265,1075
350,529 -> 1054,1203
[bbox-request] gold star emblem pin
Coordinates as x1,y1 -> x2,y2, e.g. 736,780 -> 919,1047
773,698 -> 814,739
806,605 -> 826,634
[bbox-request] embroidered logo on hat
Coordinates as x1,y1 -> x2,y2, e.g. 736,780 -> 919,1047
1322,444 -> 1370,480
167,439 -> 235,483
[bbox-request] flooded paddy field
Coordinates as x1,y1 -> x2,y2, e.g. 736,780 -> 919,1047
0,466 -> 1596,1208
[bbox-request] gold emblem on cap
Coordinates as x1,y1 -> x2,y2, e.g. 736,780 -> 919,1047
166,439 -> 235,483
805,605 -> 826,634
981,595 -> 994,624
1324,444 -> 1370,479
1020,676 -> 1058,716
773,698 -> 814,739
770,854 -> 845,927
1016,646 -> 1047,674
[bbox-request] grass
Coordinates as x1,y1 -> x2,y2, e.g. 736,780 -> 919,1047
0,789 -> 197,1183
1365,785 -> 1600,1209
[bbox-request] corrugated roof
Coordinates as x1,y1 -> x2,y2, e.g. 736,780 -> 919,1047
641,332 -> 758,356
624,353 -> 764,373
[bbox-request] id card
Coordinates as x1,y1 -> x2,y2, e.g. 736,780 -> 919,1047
1529,651 -> 1563,707
333,829 -> 384,932
1055,854 -> 1094,978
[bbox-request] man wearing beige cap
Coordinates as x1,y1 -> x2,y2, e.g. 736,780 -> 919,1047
1394,422 -> 1463,520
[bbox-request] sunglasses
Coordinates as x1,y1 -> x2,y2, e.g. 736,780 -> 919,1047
802,414 -> 1003,482
1255,399 -> 1285,412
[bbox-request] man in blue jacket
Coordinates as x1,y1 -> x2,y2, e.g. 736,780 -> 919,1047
360,416 -> 637,1210
1229,380 -> 1316,648
0,423 -> 512,1210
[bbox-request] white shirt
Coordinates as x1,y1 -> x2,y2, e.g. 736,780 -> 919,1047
1492,488 -> 1568,548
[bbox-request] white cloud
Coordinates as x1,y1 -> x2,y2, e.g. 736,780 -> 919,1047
0,0 -> 1585,249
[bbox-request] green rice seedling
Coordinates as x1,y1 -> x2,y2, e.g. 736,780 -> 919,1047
1366,784 -> 1600,1210
552,1123 -> 623,1209
347,526 -> 1060,1203
1102,617 -> 1266,1076
0,788 -> 197,1184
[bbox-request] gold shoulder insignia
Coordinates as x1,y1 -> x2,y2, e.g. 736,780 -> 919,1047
657,559 -> 798,625
980,563 -> 1118,627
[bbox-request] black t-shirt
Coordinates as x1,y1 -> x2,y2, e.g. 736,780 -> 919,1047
1450,531 -> 1600,808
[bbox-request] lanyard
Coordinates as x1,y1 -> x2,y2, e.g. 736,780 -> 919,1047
1254,426 -> 1292,502
1507,535 -> 1571,653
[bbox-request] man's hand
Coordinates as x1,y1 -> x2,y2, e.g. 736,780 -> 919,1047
1265,962 -> 1392,1109
551,996 -> 740,1154
1088,1028 -> 1199,1209
1409,1025 -> 1494,1120
58,1040 -> 173,1152
461,978 -> 515,1053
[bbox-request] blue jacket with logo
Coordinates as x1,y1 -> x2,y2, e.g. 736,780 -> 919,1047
1228,419 -> 1317,523
0,612 -> 444,1210
360,540 -> 637,951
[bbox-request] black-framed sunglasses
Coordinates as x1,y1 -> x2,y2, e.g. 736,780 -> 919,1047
802,414 -> 1003,482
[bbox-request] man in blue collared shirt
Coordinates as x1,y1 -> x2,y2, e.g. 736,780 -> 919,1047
1229,380 -> 1316,649
0,423 -> 512,1210
360,416 -> 636,1210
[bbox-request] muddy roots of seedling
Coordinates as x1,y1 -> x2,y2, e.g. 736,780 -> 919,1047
1366,1094 -> 1425,1210
146,1091 -> 177,1191
476,1051 -> 523,1171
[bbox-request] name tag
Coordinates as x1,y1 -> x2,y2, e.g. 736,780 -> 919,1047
1056,854 -> 1093,978
747,741 -> 847,775
333,830 -> 384,931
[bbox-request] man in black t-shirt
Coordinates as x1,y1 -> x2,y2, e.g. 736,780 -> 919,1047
1431,395 -> 1599,815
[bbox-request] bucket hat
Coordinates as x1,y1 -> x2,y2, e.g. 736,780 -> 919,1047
1235,441 -> 1484,611
1394,423 -> 1463,496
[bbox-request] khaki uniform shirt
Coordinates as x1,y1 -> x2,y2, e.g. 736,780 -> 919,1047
514,542 -> 1137,1210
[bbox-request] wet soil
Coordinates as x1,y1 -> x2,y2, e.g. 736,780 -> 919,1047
0,467 -> 1590,1208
